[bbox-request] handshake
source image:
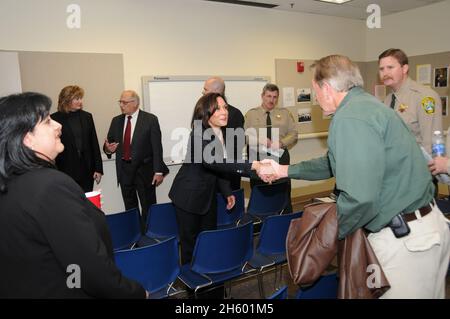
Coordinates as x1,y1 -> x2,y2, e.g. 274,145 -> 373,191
252,159 -> 289,184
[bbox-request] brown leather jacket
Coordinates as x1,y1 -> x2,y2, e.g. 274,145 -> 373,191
286,202 -> 390,299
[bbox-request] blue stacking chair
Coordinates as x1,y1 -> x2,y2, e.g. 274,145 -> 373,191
138,202 -> 179,247
436,198 -> 450,215
242,181 -> 289,224
114,237 -> 181,299
267,285 -> 288,299
216,189 -> 245,229
249,211 -> 302,297
295,273 -> 338,299
105,208 -> 141,251
178,222 -> 254,298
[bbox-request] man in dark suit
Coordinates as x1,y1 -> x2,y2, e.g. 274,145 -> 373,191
202,77 -> 245,190
104,90 -> 168,229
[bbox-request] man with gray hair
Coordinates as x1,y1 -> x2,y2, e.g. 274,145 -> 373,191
104,90 -> 169,231
203,76 -> 245,190
261,55 -> 450,298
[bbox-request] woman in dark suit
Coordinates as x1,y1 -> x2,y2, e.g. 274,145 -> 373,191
169,93 -> 262,264
51,85 -> 103,192
0,92 -> 146,298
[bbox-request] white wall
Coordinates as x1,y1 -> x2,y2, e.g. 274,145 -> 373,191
10,0 -> 448,212
0,52 -> 22,95
0,0 -> 367,212
0,0 -> 365,95
365,0 -> 450,60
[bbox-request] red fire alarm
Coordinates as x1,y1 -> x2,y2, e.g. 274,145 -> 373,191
297,61 -> 304,73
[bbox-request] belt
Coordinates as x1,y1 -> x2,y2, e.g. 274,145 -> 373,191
401,202 -> 433,223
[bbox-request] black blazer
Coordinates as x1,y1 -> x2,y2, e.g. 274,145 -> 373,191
105,110 -> 169,185
0,168 -> 145,298
169,128 -> 252,215
225,104 -> 245,161
51,110 -> 103,178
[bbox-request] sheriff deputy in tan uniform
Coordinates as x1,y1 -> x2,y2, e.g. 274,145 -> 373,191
379,48 -> 442,154
244,83 -> 297,213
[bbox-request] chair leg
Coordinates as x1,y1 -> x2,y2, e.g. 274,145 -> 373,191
257,272 -> 266,298
273,265 -> 278,289
277,265 -> 283,287
224,282 -> 232,299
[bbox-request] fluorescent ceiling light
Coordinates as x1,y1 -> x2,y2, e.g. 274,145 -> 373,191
315,0 -> 353,4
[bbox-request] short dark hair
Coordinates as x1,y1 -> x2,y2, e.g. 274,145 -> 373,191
0,92 -> 54,193
262,83 -> 279,95
378,48 -> 409,66
191,92 -> 227,128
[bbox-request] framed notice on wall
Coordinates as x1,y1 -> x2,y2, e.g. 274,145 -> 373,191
416,64 -> 431,85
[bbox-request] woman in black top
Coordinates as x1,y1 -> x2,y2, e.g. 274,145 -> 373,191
51,85 -> 103,192
0,92 -> 145,298
169,93 -> 262,264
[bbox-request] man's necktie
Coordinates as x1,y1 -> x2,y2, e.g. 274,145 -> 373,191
123,115 -> 132,160
390,94 -> 396,109
266,111 -> 272,156
266,111 -> 272,140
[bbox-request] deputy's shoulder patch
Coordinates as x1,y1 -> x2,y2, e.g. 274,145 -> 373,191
421,96 -> 436,114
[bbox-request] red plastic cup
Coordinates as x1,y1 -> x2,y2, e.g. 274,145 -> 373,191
85,190 -> 101,209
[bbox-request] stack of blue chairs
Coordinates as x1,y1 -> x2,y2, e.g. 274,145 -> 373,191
105,208 -> 141,251
240,181 -> 289,225
248,212 -> 302,297
138,202 -> 179,247
178,222 -> 255,298
115,237 -> 181,299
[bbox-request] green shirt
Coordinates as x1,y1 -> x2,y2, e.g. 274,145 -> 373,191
288,87 -> 434,239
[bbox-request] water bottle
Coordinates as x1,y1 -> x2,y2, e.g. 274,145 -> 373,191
428,130 -> 450,184
432,130 -> 445,157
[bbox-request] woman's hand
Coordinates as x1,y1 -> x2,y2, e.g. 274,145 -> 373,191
226,195 -> 236,210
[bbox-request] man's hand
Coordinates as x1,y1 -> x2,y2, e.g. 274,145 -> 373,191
252,160 -> 275,183
93,172 -> 102,184
226,195 -> 236,210
428,156 -> 449,175
152,174 -> 164,187
104,139 -> 119,154
259,159 -> 289,183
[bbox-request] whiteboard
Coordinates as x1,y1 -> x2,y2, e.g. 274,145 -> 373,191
141,75 -> 270,163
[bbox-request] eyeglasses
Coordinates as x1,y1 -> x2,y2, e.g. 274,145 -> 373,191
118,99 -> 136,105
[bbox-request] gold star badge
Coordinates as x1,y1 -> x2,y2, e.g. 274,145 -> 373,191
399,104 -> 408,112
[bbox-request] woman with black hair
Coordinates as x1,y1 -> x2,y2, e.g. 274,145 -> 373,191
0,92 -> 146,298
169,93 -> 262,265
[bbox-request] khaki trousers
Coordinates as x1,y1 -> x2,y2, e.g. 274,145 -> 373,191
368,205 -> 450,298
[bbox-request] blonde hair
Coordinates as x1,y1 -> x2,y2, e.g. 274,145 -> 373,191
311,55 -> 364,92
57,85 -> 84,113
